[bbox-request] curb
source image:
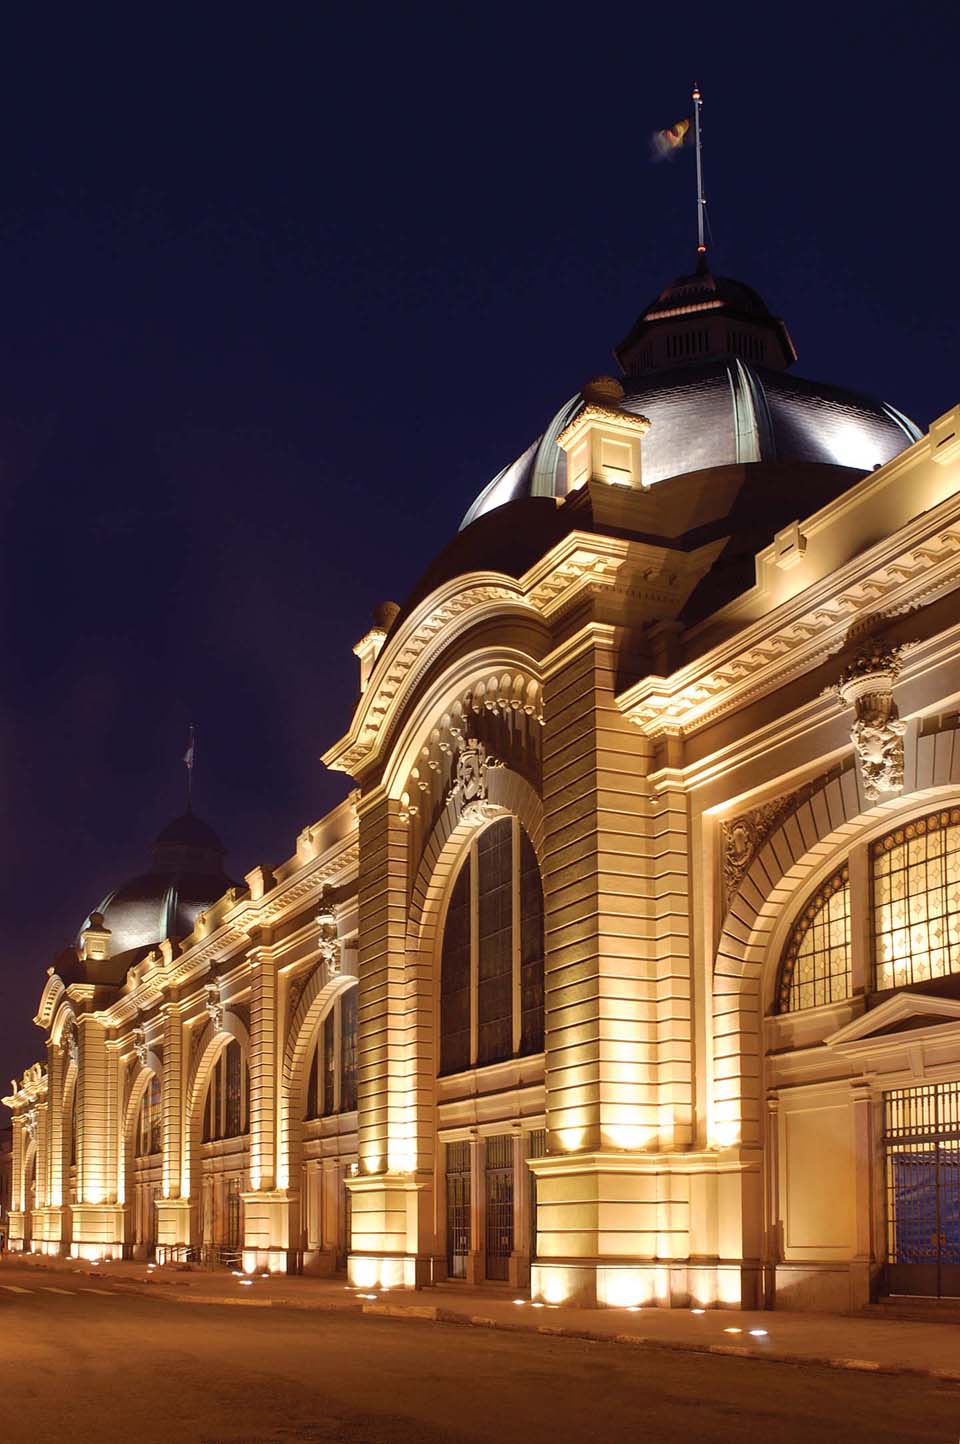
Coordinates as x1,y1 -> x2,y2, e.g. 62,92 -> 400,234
360,1301 -> 960,1383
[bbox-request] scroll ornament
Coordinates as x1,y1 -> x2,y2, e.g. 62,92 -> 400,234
838,638 -> 906,802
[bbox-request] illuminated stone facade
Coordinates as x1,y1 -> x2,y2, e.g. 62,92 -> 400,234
6,264 -> 960,1311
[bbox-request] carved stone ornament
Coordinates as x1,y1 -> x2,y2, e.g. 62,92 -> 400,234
316,895 -> 342,977
62,1019 -> 79,1070
449,738 -> 503,825
22,1106 -> 39,1142
838,637 -> 906,802
203,980 -> 224,1032
132,1027 -> 148,1067
722,796 -> 798,897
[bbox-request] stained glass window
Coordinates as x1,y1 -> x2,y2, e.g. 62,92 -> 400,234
778,867 -> 851,1012
873,808 -> 960,991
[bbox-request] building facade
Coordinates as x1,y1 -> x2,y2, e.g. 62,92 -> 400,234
6,261 -> 960,1311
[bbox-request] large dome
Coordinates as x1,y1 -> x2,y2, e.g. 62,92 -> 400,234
461,262 -> 920,530
79,811 -> 233,966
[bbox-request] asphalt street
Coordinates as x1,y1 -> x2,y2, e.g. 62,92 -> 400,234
0,1266 -> 957,1443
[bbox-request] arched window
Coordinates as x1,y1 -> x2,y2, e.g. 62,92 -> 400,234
778,866 -> 851,1012
872,807 -> 960,991
304,987 -> 359,1120
439,817 -> 545,1075
202,1039 -> 249,1142
136,1074 -> 162,1157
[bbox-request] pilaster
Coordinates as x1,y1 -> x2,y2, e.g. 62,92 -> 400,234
160,1003 -> 183,1202
348,790 -> 434,1287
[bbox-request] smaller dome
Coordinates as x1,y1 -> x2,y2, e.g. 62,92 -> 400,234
154,812 -> 225,857
79,810 -> 234,967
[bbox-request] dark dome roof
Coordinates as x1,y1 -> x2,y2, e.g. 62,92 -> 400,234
460,265 -> 920,531
79,811 -> 233,965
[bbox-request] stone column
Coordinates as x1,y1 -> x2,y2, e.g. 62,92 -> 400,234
71,1015 -> 124,1259
8,1115 -> 26,1249
156,1002 -> 191,1254
242,944 -> 296,1273
850,1082 -> 877,1309
347,790 -> 433,1290
532,627 -> 664,1307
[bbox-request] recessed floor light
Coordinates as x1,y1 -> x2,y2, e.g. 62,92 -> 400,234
723,1326 -> 742,1334
749,1328 -> 768,1337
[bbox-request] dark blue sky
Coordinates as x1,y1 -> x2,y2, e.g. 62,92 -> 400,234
1,4 -> 955,1079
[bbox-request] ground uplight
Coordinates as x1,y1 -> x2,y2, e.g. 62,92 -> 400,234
749,1329 -> 768,1337
723,1327 -> 742,1334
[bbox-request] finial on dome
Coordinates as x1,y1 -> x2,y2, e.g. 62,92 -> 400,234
581,376 -> 625,406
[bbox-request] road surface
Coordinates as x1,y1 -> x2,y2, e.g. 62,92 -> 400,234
0,1265 -> 957,1443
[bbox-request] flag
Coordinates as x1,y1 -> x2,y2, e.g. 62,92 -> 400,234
183,725 -> 196,771
651,117 -> 692,161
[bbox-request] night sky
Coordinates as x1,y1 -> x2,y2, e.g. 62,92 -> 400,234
1,6 -> 955,1081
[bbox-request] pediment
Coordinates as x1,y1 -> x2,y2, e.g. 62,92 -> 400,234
826,992 -> 960,1048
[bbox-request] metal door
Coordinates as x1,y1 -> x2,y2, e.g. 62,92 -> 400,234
885,1082 -> 960,1298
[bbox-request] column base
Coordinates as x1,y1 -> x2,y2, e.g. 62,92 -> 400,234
69,1203 -> 125,1262
531,1258 -> 758,1309
6,1211 -> 27,1251
27,1206 -> 68,1257
241,1188 -> 299,1274
346,1171 -> 434,1290
156,1196 -> 194,1256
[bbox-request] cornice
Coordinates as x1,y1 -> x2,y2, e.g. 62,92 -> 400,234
618,506 -> 960,739
324,535 -> 634,779
97,832 -> 360,1029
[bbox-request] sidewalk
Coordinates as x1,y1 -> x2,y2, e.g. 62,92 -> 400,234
4,1253 -> 959,1382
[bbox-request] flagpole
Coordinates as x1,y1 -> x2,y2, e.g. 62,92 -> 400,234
692,84 -> 706,257
184,724 -> 197,811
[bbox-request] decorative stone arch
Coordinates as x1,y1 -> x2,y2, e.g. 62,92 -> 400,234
21,1135 -> 38,1239
382,647 -> 546,807
183,1011 -> 252,1224
121,1052 -> 165,1213
277,969 -> 357,1191
390,765 -> 546,1179
407,764 -> 545,961
35,973 -> 65,1033
713,745 -> 960,1147
49,998 -> 77,1048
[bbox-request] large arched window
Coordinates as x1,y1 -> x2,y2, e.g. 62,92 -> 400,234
304,988 -> 359,1119
872,806 -> 960,991
135,1074 -> 162,1157
778,866 -> 851,1013
202,1039 -> 249,1142
439,817 -> 544,1075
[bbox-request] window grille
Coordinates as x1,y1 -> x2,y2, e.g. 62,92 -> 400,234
884,1082 -> 960,1297
485,1134 -> 514,1281
872,808 -> 960,991
445,1141 -> 471,1280
778,866 -> 851,1012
